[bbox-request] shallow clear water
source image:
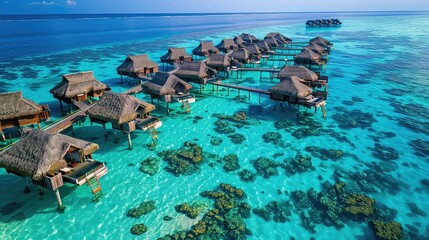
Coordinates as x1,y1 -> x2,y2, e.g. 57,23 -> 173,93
0,12 -> 428,240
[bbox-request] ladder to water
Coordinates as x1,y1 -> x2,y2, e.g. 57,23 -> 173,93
183,100 -> 191,113
86,175 -> 102,201
149,127 -> 158,145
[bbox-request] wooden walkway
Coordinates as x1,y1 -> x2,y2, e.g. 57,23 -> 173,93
124,84 -> 143,95
234,68 -> 280,73
206,80 -> 270,95
44,103 -> 96,134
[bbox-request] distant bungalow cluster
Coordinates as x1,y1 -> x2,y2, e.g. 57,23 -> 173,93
306,19 -> 342,27
0,31 -> 336,212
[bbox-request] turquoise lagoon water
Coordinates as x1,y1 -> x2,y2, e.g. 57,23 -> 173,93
0,12 -> 428,239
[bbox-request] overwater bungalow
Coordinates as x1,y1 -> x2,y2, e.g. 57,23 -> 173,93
264,36 -> 280,48
87,91 -> 160,148
192,41 -> 220,57
50,71 -> 109,107
255,40 -> 271,54
238,33 -> 258,43
0,91 -> 50,141
0,129 -> 107,210
294,49 -> 325,67
160,48 -> 192,66
116,54 -> 159,81
268,76 -> 326,111
265,32 -> 292,45
304,43 -> 328,55
216,39 -> 238,53
277,66 -> 328,88
243,43 -> 262,61
173,61 -> 217,84
142,72 -> 194,107
310,36 -> 333,48
206,54 -> 231,73
233,36 -> 245,47
306,19 -> 342,27
230,48 -> 251,65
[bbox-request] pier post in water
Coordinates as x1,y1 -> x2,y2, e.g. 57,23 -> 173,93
1,131 -> 5,142
127,131 -> 133,149
103,123 -> 108,139
55,189 -> 65,213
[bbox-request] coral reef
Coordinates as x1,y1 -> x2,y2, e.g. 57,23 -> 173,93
214,119 -> 235,134
127,201 -> 156,218
283,154 -> 315,175
159,142 -> 204,176
159,183 -> 251,240
262,132 -> 282,145
274,120 -> 294,129
253,201 -> 293,222
370,144 -> 399,161
238,169 -> 256,182
222,154 -> 241,172
343,194 -> 375,220
305,146 -> 344,161
251,157 -> 281,178
332,107 -> 377,129
370,220 -> 402,240
175,203 -> 200,219
228,133 -> 246,144
139,157 -> 160,176
131,224 -> 148,235
409,139 -> 429,157
210,136 -> 223,146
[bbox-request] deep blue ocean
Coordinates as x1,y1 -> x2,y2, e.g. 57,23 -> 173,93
0,12 -> 428,240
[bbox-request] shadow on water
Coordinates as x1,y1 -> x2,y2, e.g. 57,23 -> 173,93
0,174 -> 86,223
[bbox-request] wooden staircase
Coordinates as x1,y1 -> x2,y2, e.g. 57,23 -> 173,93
86,175 -> 102,201
183,100 -> 191,113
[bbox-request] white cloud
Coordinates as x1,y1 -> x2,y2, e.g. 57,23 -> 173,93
29,1 -> 57,5
66,0 -> 76,6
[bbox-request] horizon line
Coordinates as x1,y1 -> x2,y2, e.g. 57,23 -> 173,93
2,10 -> 429,15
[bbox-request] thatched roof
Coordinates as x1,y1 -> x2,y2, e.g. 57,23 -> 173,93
206,54 -> 231,68
160,48 -> 192,63
50,71 -> 107,99
0,129 -> 99,181
304,43 -> 325,54
231,48 -> 250,63
87,92 -> 154,125
255,40 -> 270,53
233,36 -> 245,46
174,61 -> 217,80
294,49 -> 322,62
265,32 -> 292,43
264,36 -> 280,47
243,44 -> 261,57
239,33 -> 258,43
192,41 -> 219,56
142,72 -> 192,96
278,66 -> 318,81
310,36 -> 331,47
216,39 -> 237,52
269,76 -> 313,98
116,55 -> 158,76
0,92 -> 41,121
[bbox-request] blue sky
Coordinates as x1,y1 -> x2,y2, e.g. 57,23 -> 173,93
1,0 -> 428,14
